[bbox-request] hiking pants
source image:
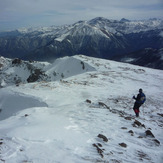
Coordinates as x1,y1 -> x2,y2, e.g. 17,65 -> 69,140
133,102 -> 141,117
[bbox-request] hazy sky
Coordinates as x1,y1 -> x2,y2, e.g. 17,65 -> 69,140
0,0 -> 163,31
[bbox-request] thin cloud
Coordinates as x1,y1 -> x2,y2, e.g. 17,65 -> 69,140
0,0 -> 163,31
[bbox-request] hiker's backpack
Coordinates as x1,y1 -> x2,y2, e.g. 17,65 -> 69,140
140,93 -> 146,104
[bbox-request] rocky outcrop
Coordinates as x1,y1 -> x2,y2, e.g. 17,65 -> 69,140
27,69 -> 46,83
12,58 -> 22,64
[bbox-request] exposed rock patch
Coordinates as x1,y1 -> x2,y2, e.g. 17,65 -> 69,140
98,102 -> 111,111
97,134 -> 108,142
86,99 -> 92,103
27,69 -> 46,83
128,130 -> 134,136
12,58 -> 22,65
92,143 -> 104,158
145,130 -> 155,138
119,143 -> 127,148
121,127 -> 127,130
153,139 -> 160,146
137,150 -> 151,161
132,120 -> 146,128
128,130 -> 134,134
124,116 -> 132,120
157,113 -> 163,117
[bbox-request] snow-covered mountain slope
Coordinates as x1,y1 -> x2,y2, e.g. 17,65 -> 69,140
0,55 -> 163,163
88,17 -> 163,34
0,17 -> 163,69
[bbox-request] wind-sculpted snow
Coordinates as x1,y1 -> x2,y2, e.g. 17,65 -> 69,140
45,56 -> 96,79
0,55 -> 162,163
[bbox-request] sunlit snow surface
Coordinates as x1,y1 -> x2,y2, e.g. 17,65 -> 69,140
0,55 -> 163,163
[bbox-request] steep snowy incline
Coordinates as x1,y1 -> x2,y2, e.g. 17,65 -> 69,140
0,55 -> 163,163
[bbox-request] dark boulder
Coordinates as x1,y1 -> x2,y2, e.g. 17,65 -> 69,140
27,73 -> 40,83
27,69 -> 45,83
86,99 -> 91,103
92,143 -> 104,158
97,134 -> 108,142
119,143 -> 127,148
153,139 -> 160,146
133,120 -> 145,128
145,130 -> 155,138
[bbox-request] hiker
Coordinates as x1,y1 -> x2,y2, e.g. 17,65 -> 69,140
133,88 -> 146,117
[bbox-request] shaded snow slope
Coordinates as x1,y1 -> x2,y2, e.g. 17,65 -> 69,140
0,90 -> 48,121
0,55 -> 163,163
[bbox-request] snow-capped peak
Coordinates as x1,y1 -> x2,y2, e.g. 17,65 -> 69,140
7,17 -> 163,37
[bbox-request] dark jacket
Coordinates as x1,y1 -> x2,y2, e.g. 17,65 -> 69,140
133,92 -> 145,104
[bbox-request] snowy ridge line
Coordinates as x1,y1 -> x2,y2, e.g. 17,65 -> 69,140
0,55 -> 96,87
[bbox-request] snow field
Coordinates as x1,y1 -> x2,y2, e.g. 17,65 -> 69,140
0,55 -> 163,163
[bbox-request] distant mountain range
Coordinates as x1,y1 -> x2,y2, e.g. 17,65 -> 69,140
0,17 -> 163,69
